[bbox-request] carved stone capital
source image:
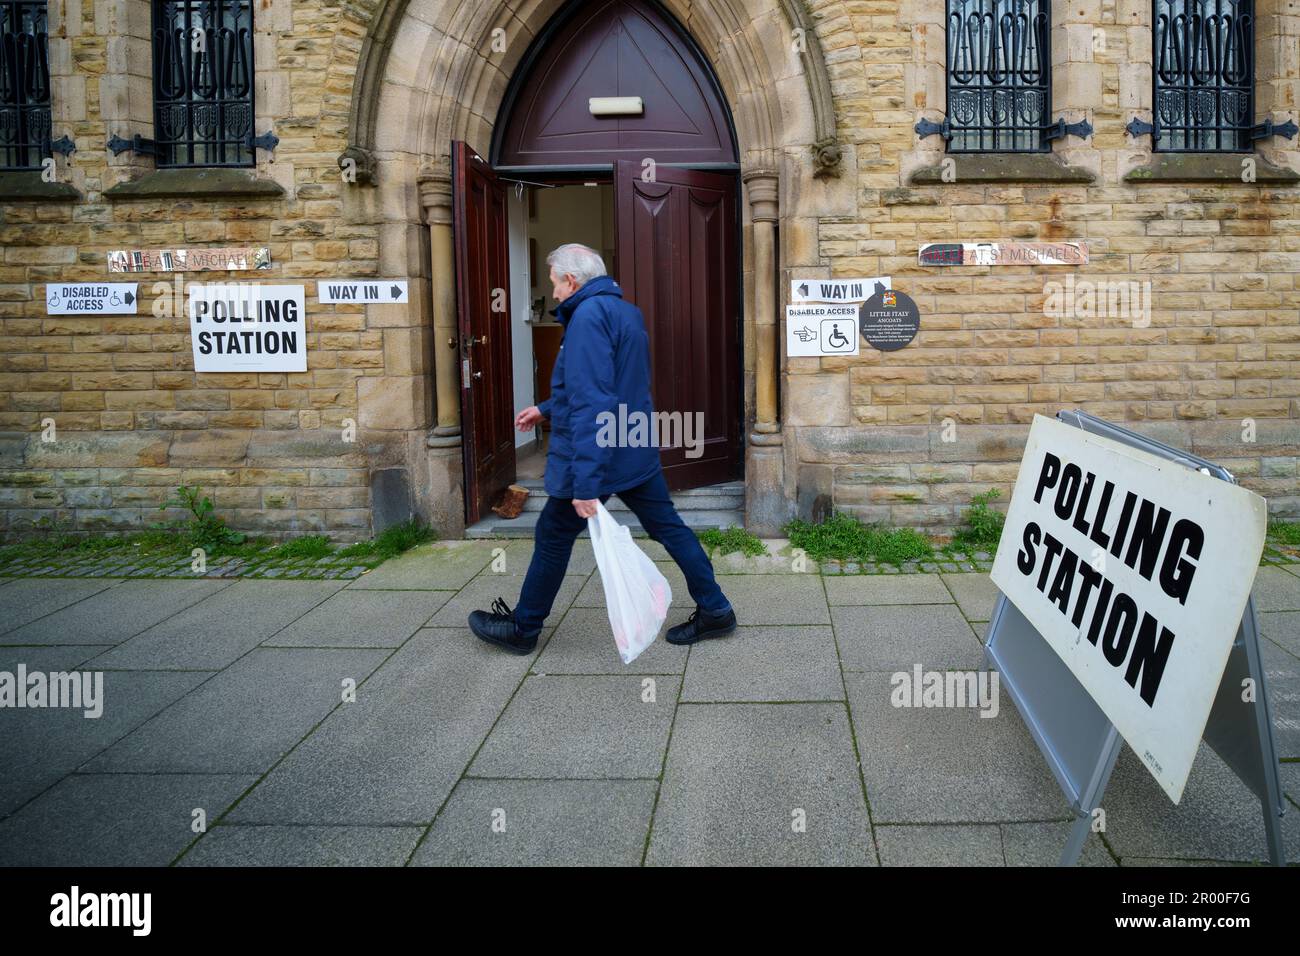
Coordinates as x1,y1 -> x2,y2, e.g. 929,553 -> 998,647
418,166 -> 453,224
742,168 -> 779,222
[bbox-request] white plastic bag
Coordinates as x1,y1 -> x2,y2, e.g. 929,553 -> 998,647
588,501 -> 672,664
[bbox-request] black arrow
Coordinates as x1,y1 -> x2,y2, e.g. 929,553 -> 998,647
390,284 -> 402,300
797,282 -> 808,297
124,291 -> 135,305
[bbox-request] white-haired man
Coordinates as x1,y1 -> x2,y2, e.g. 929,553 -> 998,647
469,242 -> 736,654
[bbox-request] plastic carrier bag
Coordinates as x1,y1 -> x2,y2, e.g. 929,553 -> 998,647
588,501 -> 672,664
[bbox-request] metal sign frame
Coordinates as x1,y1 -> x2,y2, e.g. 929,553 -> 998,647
984,409 -> 1287,866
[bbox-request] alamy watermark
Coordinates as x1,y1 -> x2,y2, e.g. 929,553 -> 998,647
890,665 -> 1000,718
0,665 -> 104,718
596,403 -> 705,458
1044,275 -> 1151,327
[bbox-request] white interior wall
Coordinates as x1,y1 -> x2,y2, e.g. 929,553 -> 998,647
507,185 -> 535,449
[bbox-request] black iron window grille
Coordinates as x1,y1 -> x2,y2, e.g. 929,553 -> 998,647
0,0 -> 51,171
152,0 -> 254,167
1151,0 -> 1254,151
945,0 -> 1051,152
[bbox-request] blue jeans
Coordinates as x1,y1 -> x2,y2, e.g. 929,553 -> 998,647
513,469 -> 731,638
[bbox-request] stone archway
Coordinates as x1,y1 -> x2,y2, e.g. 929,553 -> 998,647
340,0 -> 853,536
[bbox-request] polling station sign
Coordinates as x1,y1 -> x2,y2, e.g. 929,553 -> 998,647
990,415 -> 1267,803
786,304 -> 859,356
45,283 -> 138,315
317,280 -> 409,304
188,284 -> 307,373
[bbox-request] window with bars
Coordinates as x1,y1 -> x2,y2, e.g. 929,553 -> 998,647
0,0 -> 51,171
152,0 -> 255,167
945,0 -> 1051,152
1152,0 -> 1254,151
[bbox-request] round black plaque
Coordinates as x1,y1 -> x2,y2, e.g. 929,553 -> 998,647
858,289 -> 920,352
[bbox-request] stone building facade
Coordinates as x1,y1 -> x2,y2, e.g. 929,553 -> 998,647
1,0 -> 1298,542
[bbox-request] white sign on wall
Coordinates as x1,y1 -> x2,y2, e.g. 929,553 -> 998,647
45,283 -> 138,315
317,280 -> 409,304
990,415 -> 1267,802
187,284 -> 307,373
786,304 -> 859,356
790,276 -> 891,304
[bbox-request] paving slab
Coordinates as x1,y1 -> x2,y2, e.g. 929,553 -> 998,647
469,675 -> 678,779
83,580 -> 347,670
645,702 -> 875,866
500,538 -> 599,575
1,579 -> 235,646
82,647 -> 388,773
1262,640 -> 1300,759
411,779 -> 657,866
268,589 -> 454,647
1000,821 -> 1116,866
0,669 -> 209,819
228,631 -> 535,825
709,548 -> 819,575
701,573 -> 830,625
534,606 -> 689,674
1096,743 -> 1300,863
875,824 -> 1004,866
833,604 -> 985,671
681,625 -> 843,702
940,572 -> 1001,623
178,824 -> 422,866
1251,566 -> 1300,612
825,574 -> 952,606
0,644 -> 114,671
0,578 -> 123,636
346,541 -> 496,590
424,572 -> 586,628
0,772 -> 257,866
846,671 -> 1064,823
1260,610 -> 1300,659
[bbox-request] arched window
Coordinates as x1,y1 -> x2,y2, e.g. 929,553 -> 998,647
0,0 -> 51,170
945,0 -> 1051,152
152,0 -> 254,167
1152,0 -> 1254,151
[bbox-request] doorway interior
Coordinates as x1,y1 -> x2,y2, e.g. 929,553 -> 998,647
506,178 -> 616,482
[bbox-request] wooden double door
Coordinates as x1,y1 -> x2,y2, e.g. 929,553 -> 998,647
453,142 -> 742,523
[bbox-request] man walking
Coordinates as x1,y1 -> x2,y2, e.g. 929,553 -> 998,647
468,243 -> 736,654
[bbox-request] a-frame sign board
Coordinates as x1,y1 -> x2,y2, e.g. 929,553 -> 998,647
984,409 -> 1287,866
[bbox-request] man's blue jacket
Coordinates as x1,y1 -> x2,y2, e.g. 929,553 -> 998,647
536,274 -> 661,500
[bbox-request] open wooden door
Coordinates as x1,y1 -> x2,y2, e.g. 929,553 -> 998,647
614,162 -> 742,491
452,141 -> 516,523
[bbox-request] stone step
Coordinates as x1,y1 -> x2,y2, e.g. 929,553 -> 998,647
464,508 -> 746,539
515,478 -> 744,513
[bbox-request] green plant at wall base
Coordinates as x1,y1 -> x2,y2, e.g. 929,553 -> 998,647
160,486 -> 245,550
953,489 -> 1005,551
698,526 -> 767,557
783,511 -> 933,565
337,518 -> 436,560
1269,520 -> 1300,547
272,535 -> 334,560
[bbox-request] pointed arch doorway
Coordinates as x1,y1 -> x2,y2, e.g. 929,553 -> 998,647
453,0 -> 743,524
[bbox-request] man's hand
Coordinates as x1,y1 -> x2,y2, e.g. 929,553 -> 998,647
515,406 -> 543,431
573,498 -> 598,519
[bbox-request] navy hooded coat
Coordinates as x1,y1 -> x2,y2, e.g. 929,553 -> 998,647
536,274 -> 661,500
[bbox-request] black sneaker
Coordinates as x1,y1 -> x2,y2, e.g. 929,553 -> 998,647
665,605 -> 737,645
468,597 -> 537,655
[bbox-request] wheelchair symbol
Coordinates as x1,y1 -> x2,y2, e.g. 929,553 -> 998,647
820,319 -> 855,353
827,324 -> 848,349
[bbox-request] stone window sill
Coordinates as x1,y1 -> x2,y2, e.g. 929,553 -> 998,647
908,153 -> 1096,186
104,167 -> 285,200
0,171 -> 81,201
1123,153 -> 1299,184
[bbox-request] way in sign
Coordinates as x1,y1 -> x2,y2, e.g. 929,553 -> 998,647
319,280 -> 409,304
